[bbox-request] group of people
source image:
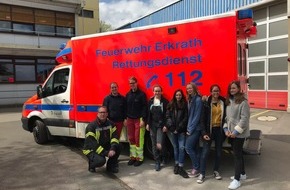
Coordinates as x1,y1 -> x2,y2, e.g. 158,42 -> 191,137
82,77 -> 250,190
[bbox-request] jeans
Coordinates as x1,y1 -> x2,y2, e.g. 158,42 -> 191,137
185,130 -> 201,170
232,137 -> 245,181
167,132 -> 186,167
200,128 -> 223,175
149,127 -> 163,162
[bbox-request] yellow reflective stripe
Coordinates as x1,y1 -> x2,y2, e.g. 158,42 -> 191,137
85,131 -> 95,138
137,126 -> 145,161
130,144 -> 137,158
83,149 -> 91,155
96,146 -> 104,154
111,138 -> 119,144
111,126 -> 116,133
136,146 -> 144,161
95,131 -> 100,142
109,126 -> 116,139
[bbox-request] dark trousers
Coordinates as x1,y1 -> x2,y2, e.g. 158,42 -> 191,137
200,128 -> 223,175
231,137 -> 245,180
149,127 -> 163,162
88,144 -> 121,169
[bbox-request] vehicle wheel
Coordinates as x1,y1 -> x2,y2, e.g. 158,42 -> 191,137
33,120 -> 48,144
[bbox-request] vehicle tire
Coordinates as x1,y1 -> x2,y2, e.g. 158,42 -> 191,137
33,120 -> 48,144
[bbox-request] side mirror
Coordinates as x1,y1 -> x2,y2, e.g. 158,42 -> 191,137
37,85 -> 43,99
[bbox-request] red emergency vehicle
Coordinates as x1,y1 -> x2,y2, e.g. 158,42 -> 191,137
21,9 -> 257,147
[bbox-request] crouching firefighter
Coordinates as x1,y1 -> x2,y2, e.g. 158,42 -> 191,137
83,106 -> 120,173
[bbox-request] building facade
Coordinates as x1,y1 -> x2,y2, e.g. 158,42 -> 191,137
0,0 -> 99,107
119,0 -> 290,112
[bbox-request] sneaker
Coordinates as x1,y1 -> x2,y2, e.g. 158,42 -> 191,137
134,160 -> 143,167
155,162 -> 161,171
230,174 -> 247,180
197,174 -> 205,184
228,179 -> 241,190
213,171 -> 222,180
189,169 -> 200,177
178,167 -> 189,178
127,159 -> 136,166
174,164 -> 179,174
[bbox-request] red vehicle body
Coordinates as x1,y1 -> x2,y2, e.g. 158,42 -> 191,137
21,10 -> 256,145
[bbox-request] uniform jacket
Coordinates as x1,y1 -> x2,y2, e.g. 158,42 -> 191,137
83,118 -> 119,157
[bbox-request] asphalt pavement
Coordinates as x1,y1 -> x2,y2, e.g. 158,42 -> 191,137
0,107 -> 290,190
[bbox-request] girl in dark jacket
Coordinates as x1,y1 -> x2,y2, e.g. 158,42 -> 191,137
165,89 -> 189,178
197,84 -> 226,184
146,84 -> 169,171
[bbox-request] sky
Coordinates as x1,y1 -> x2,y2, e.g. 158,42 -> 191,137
99,0 -> 178,29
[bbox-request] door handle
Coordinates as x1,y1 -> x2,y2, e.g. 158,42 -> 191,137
61,99 -> 69,103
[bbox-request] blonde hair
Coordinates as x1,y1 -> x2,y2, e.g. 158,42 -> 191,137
186,82 -> 200,99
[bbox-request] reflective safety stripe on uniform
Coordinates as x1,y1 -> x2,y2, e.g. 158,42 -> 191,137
130,144 -> 137,158
136,126 -> 145,161
110,126 -> 119,144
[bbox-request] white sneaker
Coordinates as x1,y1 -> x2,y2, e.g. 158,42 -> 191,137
230,174 -> 247,180
196,174 -> 205,184
228,179 -> 241,190
213,171 -> 222,180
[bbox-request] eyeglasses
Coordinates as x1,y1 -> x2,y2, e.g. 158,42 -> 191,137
129,82 -> 136,85
98,112 -> 107,114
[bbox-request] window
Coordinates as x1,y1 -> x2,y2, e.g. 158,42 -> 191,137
13,23 -> 33,33
268,57 -> 288,73
269,38 -> 288,55
43,68 -> 69,97
0,59 -> 14,83
253,8 -> 267,23
269,20 -> 287,37
0,21 -> 11,32
269,2 -> 287,20
0,57 -> 56,83
15,65 -> 35,82
56,26 -> 74,37
0,4 -> 75,37
248,42 -> 266,57
268,75 -> 287,90
249,76 -> 264,90
249,61 -> 265,74
79,9 -> 94,18
35,24 -> 55,35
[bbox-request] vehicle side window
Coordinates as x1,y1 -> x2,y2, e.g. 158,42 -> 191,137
43,68 -> 69,97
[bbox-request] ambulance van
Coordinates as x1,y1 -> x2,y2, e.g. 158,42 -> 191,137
21,9 -> 260,154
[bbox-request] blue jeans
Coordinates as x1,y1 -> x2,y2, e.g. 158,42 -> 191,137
200,128 -> 223,175
185,131 -> 201,170
167,132 -> 186,167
